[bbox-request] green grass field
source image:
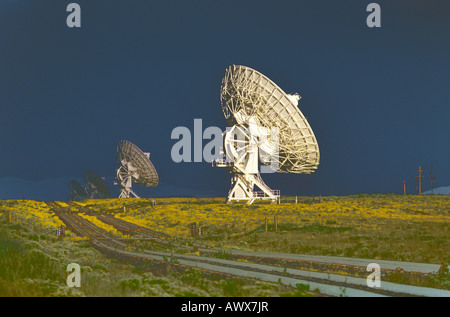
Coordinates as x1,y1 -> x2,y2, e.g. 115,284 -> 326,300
77,194 -> 450,264
0,194 -> 448,296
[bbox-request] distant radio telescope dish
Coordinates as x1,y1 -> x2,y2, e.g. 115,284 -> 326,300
213,65 -> 320,204
68,180 -> 88,201
84,169 -> 111,199
116,140 -> 159,198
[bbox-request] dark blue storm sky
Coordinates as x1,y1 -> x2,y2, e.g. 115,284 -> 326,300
0,0 -> 449,198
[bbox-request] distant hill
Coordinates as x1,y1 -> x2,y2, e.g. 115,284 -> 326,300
423,186 -> 450,195
0,177 -> 79,201
0,177 -> 221,201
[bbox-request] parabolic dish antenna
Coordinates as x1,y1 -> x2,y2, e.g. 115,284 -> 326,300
84,169 -> 111,199
116,140 -> 159,198
68,180 -> 88,201
213,65 -> 320,204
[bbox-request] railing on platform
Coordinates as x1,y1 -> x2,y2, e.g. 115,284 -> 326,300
212,158 -> 234,168
253,190 -> 280,198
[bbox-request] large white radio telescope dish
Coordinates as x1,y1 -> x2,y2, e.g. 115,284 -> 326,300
214,65 -> 320,204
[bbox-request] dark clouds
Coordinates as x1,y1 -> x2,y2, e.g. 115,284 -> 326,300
0,0 -> 449,198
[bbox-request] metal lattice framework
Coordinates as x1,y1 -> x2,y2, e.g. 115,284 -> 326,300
116,140 -> 159,198
220,65 -> 319,174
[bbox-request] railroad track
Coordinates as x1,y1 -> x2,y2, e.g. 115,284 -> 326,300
47,201 -> 450,297
47,201 -> 127,249
67,201 -> 191,247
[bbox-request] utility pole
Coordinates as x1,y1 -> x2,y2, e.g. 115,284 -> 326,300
430,166 -> 435,195
403,179 -> 406,195
417,165 -> 423,196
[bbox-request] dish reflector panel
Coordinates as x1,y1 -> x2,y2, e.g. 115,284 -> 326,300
220,65 -> 320,174
117,140 -> 159,188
